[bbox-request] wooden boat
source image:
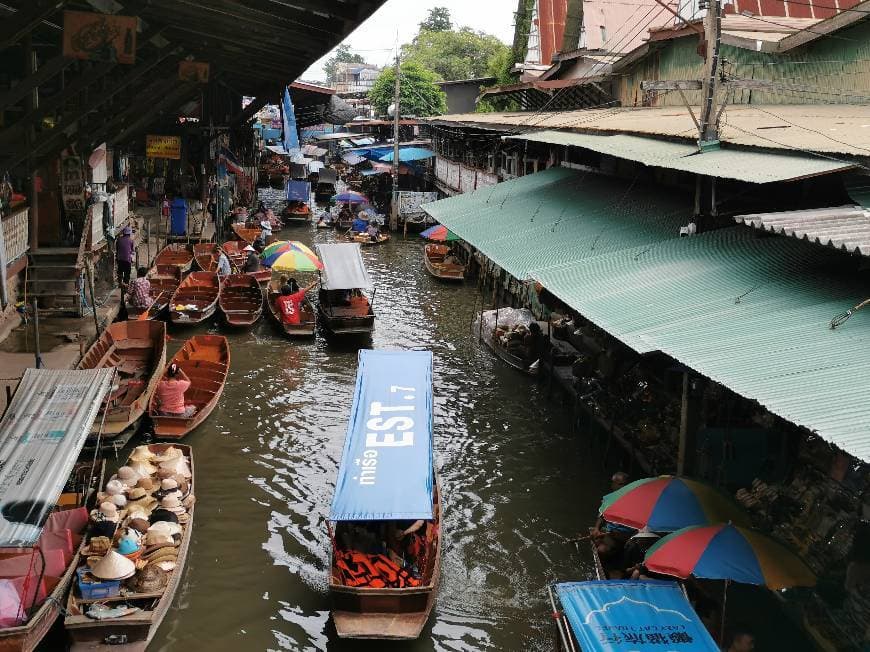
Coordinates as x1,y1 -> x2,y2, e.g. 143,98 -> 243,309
221,241 -> 271,286
64,444 -> 194,650
127,266 -> 182,320
168,272 -> 220,325
192,242 -> 218,272
334,216 -> 353,231
317,289 -> 375,337
77,320 -> 167,437
266,283 -> 316,337
231,223 -> 261,245
219,274 -> 263,327
0,459 -> 104,652
282,202 -> 311,225
423,244 -> 465,281
344,231 -> 390,246
479,311 -> 542,376
148,336 -> 229,439
316,217 -> 333,229
153,243 -> 193,273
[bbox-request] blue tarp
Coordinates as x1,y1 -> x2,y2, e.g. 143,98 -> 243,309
379,147 -> 435,163
329,350 -> 434,522
285,180 -> 310,202
282,87 -> 300,155
556,581 -> 718,652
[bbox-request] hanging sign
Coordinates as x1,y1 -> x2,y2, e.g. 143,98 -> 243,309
178,61 -> 210,83
60,153 -> 86,212
146,135 -> 181,160
62,11 -> 137,65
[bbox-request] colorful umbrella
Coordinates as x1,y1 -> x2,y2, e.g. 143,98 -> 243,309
644,523 -> 816,589
420,224 -> 460,242
260,240 -> 322,273
331,191 -> 369,204
599,475 -> 748,532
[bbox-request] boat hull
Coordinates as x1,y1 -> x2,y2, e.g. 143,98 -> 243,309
168,272 -> 220,326
423,245 -> 465,281
266,289 -> 316,337
219,275 -> 263,327
153,244 -> 193,273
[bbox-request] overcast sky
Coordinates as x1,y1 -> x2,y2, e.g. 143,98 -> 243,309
301,0 -> 517,82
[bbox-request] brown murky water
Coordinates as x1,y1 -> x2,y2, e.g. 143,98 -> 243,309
143,189 -> 610,651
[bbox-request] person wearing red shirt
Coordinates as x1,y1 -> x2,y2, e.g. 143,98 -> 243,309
275,279 -> 317,325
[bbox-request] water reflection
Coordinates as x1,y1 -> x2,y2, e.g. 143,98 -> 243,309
148,189 -> 610,651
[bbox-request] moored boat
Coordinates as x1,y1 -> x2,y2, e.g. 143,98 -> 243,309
192,242 -> 218,272
478,308 -> 545,375
328,350 -> 440,640
284,180 -> 312,225
64,443 -> 196,651
423,244 -> 464,281
344,231 -> 390,246
231,223 -> 261,245
127,266 -> 182,320
219,274 -> 263,327
265,281 -> 316,338
168,272 -> 220,325
153,244 -> 193,273
315,243 -> 375,337
77,321 -> 167,437
221,241 -> 271,286
148,335 -> 229,439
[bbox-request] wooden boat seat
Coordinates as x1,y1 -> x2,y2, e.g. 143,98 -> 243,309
114,339 -> 154,350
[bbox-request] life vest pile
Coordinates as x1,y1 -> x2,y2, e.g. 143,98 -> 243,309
336,551 -> 421,589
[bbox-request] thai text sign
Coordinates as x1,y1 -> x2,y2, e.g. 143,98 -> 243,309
146,135 -> 181,160
178,61 -> 210,83
60,153 -> 86,212
62,11 -> 137,65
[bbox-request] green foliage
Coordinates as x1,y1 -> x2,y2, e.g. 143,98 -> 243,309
368,62 -> 447,117
476,48 -> 520,113
402,27 -> 510,82
419,6 -> 452,32
324,44 -> 365,85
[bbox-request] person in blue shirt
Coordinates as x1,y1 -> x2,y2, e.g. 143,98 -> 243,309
351,213 -> 368,233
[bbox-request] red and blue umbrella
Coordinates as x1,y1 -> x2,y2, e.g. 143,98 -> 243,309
420,224 -> 460,242
644,523 -> 816,589
599,475 -> 748,532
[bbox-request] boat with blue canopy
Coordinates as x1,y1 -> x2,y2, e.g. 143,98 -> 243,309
328,350 -> 441,640
550,580 -> 719,652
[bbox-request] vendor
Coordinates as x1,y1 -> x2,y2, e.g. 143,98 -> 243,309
351,213 -> 368,233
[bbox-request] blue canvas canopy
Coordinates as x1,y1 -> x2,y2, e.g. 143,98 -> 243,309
555,580 -> 718,652
285,180 -> 310,202
281,87 -> 300,156
379,147 -> 435,163
329,350 -> 434,522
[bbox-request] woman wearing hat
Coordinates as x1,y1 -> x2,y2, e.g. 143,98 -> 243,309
116,225 -> 135,284
242,245 -> 260,273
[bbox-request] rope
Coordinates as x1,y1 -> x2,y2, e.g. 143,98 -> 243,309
830,298 -> 870,329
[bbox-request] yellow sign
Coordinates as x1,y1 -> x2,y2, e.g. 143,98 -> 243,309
146,135 -> 181,160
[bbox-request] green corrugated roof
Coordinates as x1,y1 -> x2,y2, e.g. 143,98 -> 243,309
505,131 -> 856,183
533,227 -> 870,461
421,167 -> 693,279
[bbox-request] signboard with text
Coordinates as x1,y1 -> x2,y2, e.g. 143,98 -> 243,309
62,11 -> 137,65
178,61 -> 210,83
146,135 -> 181,160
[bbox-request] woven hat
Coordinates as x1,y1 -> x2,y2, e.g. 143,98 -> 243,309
159,456 -> 191,479
129,459 -> 158,477
132,564 -> 168,593
144,547 -> 178,565
160,478 -> 178,491
110,494 -> 127,509
97,479 -> 124,503
160,495 -> 185,514
147,521 -> 182,537
117,537 -> 140,555
148,508 -> 178,525
153,560 -> 176,572
91,550 -> 136,580
115,466 -> 140,487
86,536 -> 111,556
136,477 -> 158,493
243,245 -> 255,252
154,446 -> 184,463
125,502 -> 153,520
128,488 -> 158,511
99,502 -> 119,523
127,518 -> 150,534
130,445 -> 156,462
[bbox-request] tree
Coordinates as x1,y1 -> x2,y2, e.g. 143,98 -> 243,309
323,44 -> 365,86
368,61 -> 447,117
402,27 -> 510,81
476,48 -> 518,112
419,6 -> 452,32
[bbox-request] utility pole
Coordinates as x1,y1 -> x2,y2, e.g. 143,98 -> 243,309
698,0 -> 722,149
390,54 -> 400,232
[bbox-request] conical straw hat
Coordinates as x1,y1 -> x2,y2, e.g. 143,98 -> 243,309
91,550 -> 136,580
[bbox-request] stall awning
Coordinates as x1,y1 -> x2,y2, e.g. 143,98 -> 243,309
330,350 -> 434,521
505,131 -> 856,183
285,180 -> 310,203
316,243 -> 373,290
342,153 -> 366,166
0,368 -> 114,547
556,581 -> 718,652
265,144 -> 290,156
379,147 -> 435,163
532,227 -> 870,461
317,168 -> 337,184
735,205 -> 870,256
421,167 -> 692,279
350,137 -> 376,146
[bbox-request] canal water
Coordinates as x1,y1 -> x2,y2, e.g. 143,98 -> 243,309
142,190 -> 611,651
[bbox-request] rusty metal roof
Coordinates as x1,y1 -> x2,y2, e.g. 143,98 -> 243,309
735,205 -> 870,255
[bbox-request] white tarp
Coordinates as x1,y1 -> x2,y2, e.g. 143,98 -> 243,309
398,191 -> 438,217
316,243 -> 373,290
0,368 -> 114,547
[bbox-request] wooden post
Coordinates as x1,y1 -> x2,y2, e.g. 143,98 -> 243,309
698,0 -> 722,146
25,33 -> 39,252
31,297 -> 42,369
677,371 -> 703,475
390,55 -> 400,232
85,258 -> 100,336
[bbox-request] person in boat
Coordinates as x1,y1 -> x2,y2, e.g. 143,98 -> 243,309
351,212 -> 368,233
242,245 -> 260,273
384,520 -> 425,572
217,249 -> 232,276
522,321 -> 547,363
260,220 -> 273,242
591,471 -> 633,540
365,220 -> 380,242
155,363 -> 196,418
275,279 -> 317,325
443,249 -> 460,266
623,527 -> 660,575
116,226 -> 135,284
127,266 -> 152,310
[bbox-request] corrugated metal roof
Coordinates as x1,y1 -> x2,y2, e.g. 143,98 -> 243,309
735,205 -> 870,255
532,228 -> 870,461
0,368 -> 114,547
421,167 -> 692,279
505,131 -> 854,183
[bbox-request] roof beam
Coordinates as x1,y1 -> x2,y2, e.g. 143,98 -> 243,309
0,54 -> 72,112
108,82 -> 201,145
0,0 -> 68,52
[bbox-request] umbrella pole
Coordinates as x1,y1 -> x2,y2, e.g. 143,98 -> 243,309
719,579 -> 729,648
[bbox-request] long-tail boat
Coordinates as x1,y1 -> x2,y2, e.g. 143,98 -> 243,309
316,243 -> 375,338
423,244 -> 465,281
219,274 -> 263,327
265,281 -> 316,337
64,443 -> 195,650
344,231 -> 390,246
328,351 -> 440,640
148,336 -> 229,439
153,243 -> 193,273
231,223 -> 260,245
221,241 -> 271,286
192,242 -> 218,272
168,272 -> 220,325
77,320 -> 167,437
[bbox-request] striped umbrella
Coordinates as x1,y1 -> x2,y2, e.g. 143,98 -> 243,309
260,240 -> 322,273
644,523 -> 816,589
599,475 -> 748,532
420,224 -> 460,242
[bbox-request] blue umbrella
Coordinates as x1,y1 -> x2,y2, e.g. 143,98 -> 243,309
331,191 -> 370,204
378,147 -> 435,163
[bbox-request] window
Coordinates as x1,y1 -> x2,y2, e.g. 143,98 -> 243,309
600,25 -> 607,44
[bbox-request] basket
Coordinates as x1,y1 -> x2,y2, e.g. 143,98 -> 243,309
76,567 -> 121,600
